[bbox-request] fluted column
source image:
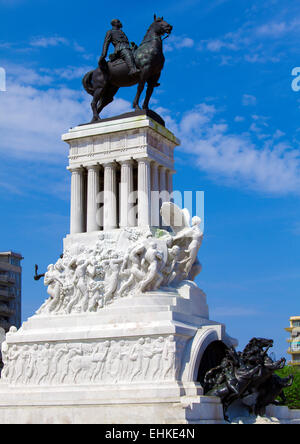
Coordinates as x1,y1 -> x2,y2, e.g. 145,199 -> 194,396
86,165 -> 100,232
138,158 -> 151,226
70,167 -> 85,234
120,160 -> 135,228
159,166 -> 168,227
159,166 -> 168,200
166,169 -> 174,202
151,162 -> 160,226
104,162 -> 117,230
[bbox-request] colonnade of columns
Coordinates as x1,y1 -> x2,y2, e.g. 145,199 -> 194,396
69,159 -> 174,234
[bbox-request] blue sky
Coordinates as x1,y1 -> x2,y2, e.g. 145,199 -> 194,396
1,0 -> 300,360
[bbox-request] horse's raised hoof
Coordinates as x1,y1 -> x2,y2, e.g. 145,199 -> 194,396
90,117 -> 101,124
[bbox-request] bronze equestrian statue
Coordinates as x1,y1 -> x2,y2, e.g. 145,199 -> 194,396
82,15 -> 173,123
204,338 -> 294,421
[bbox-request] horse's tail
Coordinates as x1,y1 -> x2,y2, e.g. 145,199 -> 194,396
82,70 -> 95,96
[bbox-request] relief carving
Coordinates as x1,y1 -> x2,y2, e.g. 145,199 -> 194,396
35,204 -> 203,317
1,335 -> 186,386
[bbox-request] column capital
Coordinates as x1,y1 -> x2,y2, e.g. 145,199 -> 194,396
103,161 -> 118,169
158,165 -> 167,172
68,166 -> 84,173
137,157 -> 152,165
166,168 -> 176,175
86,164 -> 100,171
151,160 -> 160,168
119,158 -> 134,165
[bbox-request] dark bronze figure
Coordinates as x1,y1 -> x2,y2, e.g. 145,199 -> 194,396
204,338 -> 294,421
34,254 -> 63,281
100,19 -> 140,76
83,15 -> 173,123
34,264 -> 45,281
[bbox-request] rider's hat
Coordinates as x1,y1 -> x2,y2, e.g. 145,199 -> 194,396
111,19 -> 122,28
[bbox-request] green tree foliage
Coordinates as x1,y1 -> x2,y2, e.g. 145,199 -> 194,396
276,366 -> 300,410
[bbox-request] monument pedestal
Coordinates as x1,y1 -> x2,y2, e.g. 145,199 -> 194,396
0,114 -> 236,424
0,282 -> 229,424
0,384 -> 223,424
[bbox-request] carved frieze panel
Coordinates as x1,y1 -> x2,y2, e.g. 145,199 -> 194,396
1,335 -> 187,386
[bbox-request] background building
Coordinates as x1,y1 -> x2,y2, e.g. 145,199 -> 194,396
0,252 -> 22,332
286,316 -> 300,366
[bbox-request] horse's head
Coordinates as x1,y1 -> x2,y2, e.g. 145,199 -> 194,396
242,337 -> 273,361
152,14 -> 173,36
252,338 -> 274,349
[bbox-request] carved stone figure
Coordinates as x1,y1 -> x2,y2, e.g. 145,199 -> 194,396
36,265 -> 63,315
88,281 -> 104,312
67,259 -> 91,313
152,337 -> 165,379
162,335 -> 176,379
172,216 -> 203,282
140,242 -> 164,292
162,245 -> 181,286
103,258 -> 123,304
118,244 -> 145,297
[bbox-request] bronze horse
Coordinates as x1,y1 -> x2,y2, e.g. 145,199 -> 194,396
82,16 -> 173,123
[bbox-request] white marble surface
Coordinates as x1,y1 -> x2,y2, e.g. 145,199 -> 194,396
62,114 -> 179,172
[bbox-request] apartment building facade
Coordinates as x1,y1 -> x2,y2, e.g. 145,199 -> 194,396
286,316 -> 300,366
0,252 -> 22,332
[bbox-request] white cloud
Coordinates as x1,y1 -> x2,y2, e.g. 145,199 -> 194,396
6,64 -> 54,86
255,19 -> 300,38
30,36 -> 69,48
160,103 -> 300,195
165,35 -> 194,52
204,37 -> 239,53
48,66 -> 94,81
30,36 -> 87,54
0,65 -> 131,161
5,63 -> 95,85
242,94 -> 257,106
198,14 -> 300,64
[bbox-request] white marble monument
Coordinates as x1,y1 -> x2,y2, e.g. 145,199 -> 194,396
0,113 -> 239,424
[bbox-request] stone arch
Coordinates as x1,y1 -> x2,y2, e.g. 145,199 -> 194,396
181,327 -> 229,385
196,340 -> 228,388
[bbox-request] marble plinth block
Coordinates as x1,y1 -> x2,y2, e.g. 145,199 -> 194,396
0,282 -> 234,424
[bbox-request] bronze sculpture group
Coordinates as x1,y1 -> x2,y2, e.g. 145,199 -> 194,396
204,338 -> 294,421
83,15 -> 172,122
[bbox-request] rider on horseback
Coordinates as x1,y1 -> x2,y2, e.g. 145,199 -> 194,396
99,19 -> 140,76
